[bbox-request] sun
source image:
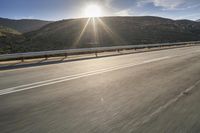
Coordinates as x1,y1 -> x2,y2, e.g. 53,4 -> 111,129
84,4 -> 102,18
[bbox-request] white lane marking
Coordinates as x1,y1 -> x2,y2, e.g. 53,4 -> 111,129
130,79 -> 200,131
0,56 -> 171,96
143,57 -> 170,63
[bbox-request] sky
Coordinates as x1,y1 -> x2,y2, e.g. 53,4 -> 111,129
0,0 -> 200,21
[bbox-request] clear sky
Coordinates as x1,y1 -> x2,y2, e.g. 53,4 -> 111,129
0,0 -> 200,21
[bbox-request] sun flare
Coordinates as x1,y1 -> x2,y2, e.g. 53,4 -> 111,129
84,4 -> 102,18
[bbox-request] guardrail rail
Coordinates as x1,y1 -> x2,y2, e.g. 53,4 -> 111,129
0,41 -> 200,61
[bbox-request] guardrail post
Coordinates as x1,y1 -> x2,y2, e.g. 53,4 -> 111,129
45,55 -> 48,60
117,49 -> 120,53
21,57 -> 24,62
95,52 -> 98,57
64,53 -> 68,58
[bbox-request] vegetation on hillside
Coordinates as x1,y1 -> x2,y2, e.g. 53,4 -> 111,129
1,16 -> 200,54
0,18 -> 52,33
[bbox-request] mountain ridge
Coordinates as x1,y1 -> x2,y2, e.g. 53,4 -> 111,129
1,16 -> 200,54
0,17 -> 52,33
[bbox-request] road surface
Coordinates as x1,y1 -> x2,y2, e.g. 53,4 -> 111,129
0,46 -> 200,133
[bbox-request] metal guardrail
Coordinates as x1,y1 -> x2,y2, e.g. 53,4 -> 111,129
0,41 -> 200,61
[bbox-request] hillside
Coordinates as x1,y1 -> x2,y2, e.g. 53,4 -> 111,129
0,26 -> 21,36
0,18 -> 52,33
0,26 -> 24,54
1,16 -> 200,54
0,18 -> 51,54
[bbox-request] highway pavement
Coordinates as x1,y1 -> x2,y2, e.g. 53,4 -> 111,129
0,46 -> 200,133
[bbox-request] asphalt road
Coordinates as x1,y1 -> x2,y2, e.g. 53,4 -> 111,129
0,46 -> 200,133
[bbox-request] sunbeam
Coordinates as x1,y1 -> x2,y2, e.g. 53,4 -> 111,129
97,18 -> 126,45
73,17 -> 126,48
73,18 -> 91,47
92,18 -> 99,46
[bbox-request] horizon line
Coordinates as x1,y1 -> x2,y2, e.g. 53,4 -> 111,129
0,15 -> 199,22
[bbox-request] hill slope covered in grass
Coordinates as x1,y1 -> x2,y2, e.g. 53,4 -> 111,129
0,18 -> 52,33
0,18 -> 52,54
0,26 -> 24,54
0,26 -> 21,36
